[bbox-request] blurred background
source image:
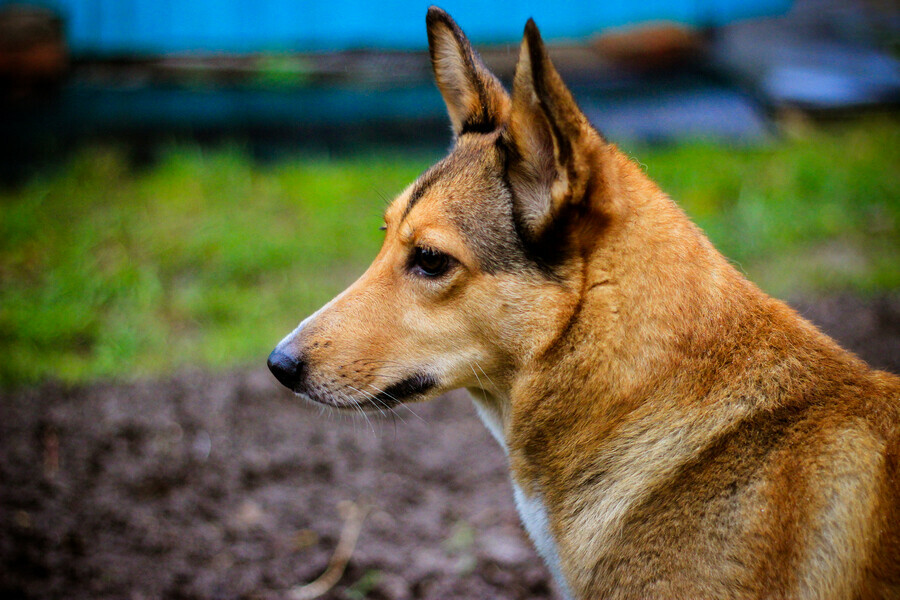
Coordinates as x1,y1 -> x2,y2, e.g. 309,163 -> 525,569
0,1 -> 898,599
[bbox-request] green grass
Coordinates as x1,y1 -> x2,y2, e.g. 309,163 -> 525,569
0,147 -> 435,387
1,118 -> 897,387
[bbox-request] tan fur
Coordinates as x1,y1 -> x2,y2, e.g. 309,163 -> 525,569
269,8 -> 900,599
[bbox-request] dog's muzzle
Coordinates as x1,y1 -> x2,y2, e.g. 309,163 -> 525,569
267,348 -> 306,391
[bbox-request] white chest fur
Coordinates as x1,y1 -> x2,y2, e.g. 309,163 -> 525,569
513,484 -> 574,600
470,394 -> 574,600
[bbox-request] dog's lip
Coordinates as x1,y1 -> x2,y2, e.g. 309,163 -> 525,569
293,390 -> 384,413
371,373 -> 437,407
292,372 -> 438,411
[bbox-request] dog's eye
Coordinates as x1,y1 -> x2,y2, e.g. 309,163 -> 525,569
412,247 -> 451,277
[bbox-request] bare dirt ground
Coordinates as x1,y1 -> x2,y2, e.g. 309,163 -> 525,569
1,294 -> 898,600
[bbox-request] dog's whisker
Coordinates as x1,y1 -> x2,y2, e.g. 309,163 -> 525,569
469,363 -> 485,394
364,382 -> 426,424
369,389 -> 407,425
373,187 -> 392,209
396,401 -> 426,424
362,386 -> 408,426
340,390 -> 376,436
469,363 -> 494,416
346,384 -> 401,423
475,361 -> 498,394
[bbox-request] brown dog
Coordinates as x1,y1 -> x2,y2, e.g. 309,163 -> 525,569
268,7 -> 900,599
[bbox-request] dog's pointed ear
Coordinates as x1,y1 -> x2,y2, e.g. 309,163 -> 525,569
426,6 -> 510,137
505,19 -> 602,247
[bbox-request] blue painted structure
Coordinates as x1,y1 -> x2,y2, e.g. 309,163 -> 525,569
4,0 -> 791,55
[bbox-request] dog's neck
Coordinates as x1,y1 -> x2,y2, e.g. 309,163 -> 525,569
469,150 -> 744,439
468,387 -> 509,452
481,149 -> 841,486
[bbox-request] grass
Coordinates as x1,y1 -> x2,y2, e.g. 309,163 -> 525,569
1,117 -> 897,387
0,147 -> 434,387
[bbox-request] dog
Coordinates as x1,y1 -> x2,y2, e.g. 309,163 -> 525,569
268,7 -> 900,599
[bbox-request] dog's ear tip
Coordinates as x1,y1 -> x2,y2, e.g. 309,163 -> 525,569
521,18 -> 546,63
523,18 -> 541,40
426,6 -> 450,26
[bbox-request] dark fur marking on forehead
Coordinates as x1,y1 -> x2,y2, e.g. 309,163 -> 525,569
447,183 -> 532,275
400,138 -> 564,278
436,140 -> 534,275
401,162 -> 448,221
400,141 -> 483,223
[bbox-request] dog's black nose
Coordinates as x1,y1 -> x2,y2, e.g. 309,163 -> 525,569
267,349 -> 306,391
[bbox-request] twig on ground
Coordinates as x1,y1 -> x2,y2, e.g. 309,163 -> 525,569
288,499 -> 371,600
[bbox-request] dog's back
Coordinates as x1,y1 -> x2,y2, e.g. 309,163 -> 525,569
539,276 -> 900,598
503,145 -> 900,599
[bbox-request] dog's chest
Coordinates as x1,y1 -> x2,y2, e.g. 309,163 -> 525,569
513,484 -> 574,599
470,395 -> 574,599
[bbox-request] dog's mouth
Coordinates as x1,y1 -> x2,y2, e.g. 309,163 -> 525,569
296,372 -> 438,412
368,373 -> 438,407
267,347 -> 439,410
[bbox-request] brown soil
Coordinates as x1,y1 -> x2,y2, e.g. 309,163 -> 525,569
1,294 -> 897,600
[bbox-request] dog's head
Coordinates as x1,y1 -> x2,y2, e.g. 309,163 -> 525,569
268,7 -> 611,410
